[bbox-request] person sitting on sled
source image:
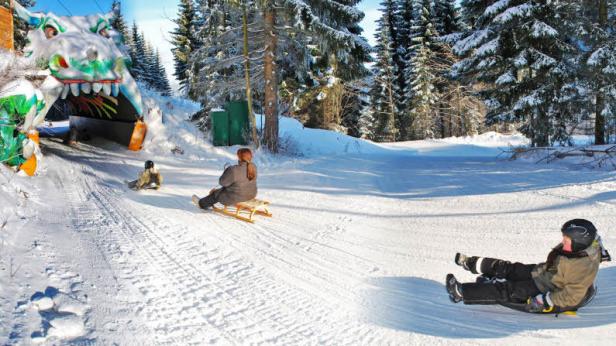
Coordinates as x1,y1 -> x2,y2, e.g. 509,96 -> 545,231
196,148 -> 257,209
447,219 -> 611,313
129,160 -> 163,190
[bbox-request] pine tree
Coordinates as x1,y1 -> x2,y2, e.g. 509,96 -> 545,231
459,0 -> 496,30
129,22 -> 147,80
581,0 -> 616,144
110,0 -> 129,44
171,0 -> 199,94
298,0 -> 372,132
394,0 -> 416,140
407,0 -> 441,139
371,3 -> 399,142
11,0 -> 35,52
190,1 -> 254,107
143,39 -> 158,87
454,0 -> 579,146
154,49 -> 172,96
434,0 -> 463,37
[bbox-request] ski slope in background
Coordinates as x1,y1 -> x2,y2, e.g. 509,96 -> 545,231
1,90 -> 615,345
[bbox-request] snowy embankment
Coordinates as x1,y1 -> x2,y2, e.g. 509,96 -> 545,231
1,89 -> 615,345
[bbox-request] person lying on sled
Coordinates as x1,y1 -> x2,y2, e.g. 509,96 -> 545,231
129,160 -> 163,190
197,148 -> 257,209
447,219 -> 611,313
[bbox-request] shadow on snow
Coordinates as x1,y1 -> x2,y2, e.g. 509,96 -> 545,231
363,266 -> 616,338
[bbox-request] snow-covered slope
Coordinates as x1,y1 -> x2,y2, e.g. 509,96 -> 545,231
1,91 -> 615,345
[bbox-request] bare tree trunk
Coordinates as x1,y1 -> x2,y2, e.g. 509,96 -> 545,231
595,0 -> 607,145
242,2 -> 258,148
263,5 -> 278,152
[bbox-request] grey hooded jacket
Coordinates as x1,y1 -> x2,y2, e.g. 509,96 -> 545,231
214,162 -> 257,205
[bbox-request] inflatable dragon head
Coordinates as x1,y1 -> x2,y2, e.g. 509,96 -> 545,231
14,1 -> 143,129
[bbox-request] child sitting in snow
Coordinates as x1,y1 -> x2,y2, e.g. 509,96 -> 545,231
447,219 -> 611,313
195,148 -> 257,209
128,160 -> 163,190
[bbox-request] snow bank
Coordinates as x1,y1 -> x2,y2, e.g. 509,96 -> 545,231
514,145 -> 616,170
258,116 -> 527,158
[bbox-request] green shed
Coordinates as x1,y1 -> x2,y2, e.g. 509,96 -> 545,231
211,110 -> 230,146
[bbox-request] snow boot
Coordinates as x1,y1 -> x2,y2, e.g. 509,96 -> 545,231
455,253 -> 481,274
446,274 -> 464,303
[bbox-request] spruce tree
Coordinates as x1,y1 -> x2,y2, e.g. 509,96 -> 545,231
434,0 -> 463,37
129,22 -> 147,82
394,0 -> 416,140
371,2 -> 399,142
454,0 -> 579,146
171,0 -> 199,94
581,0 -> 616,144
110,0 -> 129,44
11,0 -> 35,52
407,0 -> 441,139
149,49 -> 171,95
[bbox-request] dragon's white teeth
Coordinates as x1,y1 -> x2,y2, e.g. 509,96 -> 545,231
61,84 -> 70,99
92,82 -> 102,93
70,83 -> 80,97
102,83 -> 111,96
111,83 -> 119,97
81,83 -> 92,94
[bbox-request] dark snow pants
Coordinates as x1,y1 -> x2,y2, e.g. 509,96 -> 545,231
198,189 -> 220,209
461,258 -> 541,305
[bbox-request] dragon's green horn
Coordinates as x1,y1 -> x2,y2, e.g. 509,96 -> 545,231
13,1 -> 43,27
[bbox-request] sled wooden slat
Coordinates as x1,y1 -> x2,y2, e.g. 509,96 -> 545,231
212,199 -> 272,223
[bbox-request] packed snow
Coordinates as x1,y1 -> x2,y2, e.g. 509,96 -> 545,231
1,90 -> 615,345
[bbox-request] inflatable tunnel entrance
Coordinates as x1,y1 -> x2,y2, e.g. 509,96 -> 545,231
45,92 -> 146,149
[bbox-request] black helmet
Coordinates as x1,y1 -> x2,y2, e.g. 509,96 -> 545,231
145,160 -> 154,169
561,219 -> 597,252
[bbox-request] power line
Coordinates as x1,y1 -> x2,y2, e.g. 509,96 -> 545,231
55,0 -> 73,16
92,0 -> 105,13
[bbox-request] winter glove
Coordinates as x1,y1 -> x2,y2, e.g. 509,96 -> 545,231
527,293 -> 554,313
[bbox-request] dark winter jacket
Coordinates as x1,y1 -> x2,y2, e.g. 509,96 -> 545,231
214,162 -> 257,205
531,242 -> 601,308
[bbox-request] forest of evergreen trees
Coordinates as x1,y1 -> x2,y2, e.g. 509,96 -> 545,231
167,0 -> 616,149
109,0 -> 172,96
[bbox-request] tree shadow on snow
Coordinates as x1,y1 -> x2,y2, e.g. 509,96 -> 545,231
363,266 -> 616,338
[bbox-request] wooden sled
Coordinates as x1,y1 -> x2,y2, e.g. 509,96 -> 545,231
212,199 -> 272,223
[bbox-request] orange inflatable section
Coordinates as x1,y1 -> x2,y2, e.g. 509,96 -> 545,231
28,129 -> 39,144
128,120 -> 147,151
19,155 -> 37,176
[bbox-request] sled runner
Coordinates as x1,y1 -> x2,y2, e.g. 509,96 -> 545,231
192,195 -> 272,223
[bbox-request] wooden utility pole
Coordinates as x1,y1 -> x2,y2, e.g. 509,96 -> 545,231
263,3 -> 278,152
0,0 -> 14,51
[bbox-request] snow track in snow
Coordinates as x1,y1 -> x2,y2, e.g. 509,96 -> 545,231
4,136 -> 616,345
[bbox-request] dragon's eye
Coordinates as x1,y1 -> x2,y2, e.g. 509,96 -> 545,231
44,25 -> 58,39
99,28 -> 110,38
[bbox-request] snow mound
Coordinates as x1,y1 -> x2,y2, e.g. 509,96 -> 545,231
513,145 -> 616,170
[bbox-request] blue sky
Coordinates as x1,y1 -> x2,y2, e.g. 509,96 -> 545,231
32,0 -> 114,16
31,0 -> 382,91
